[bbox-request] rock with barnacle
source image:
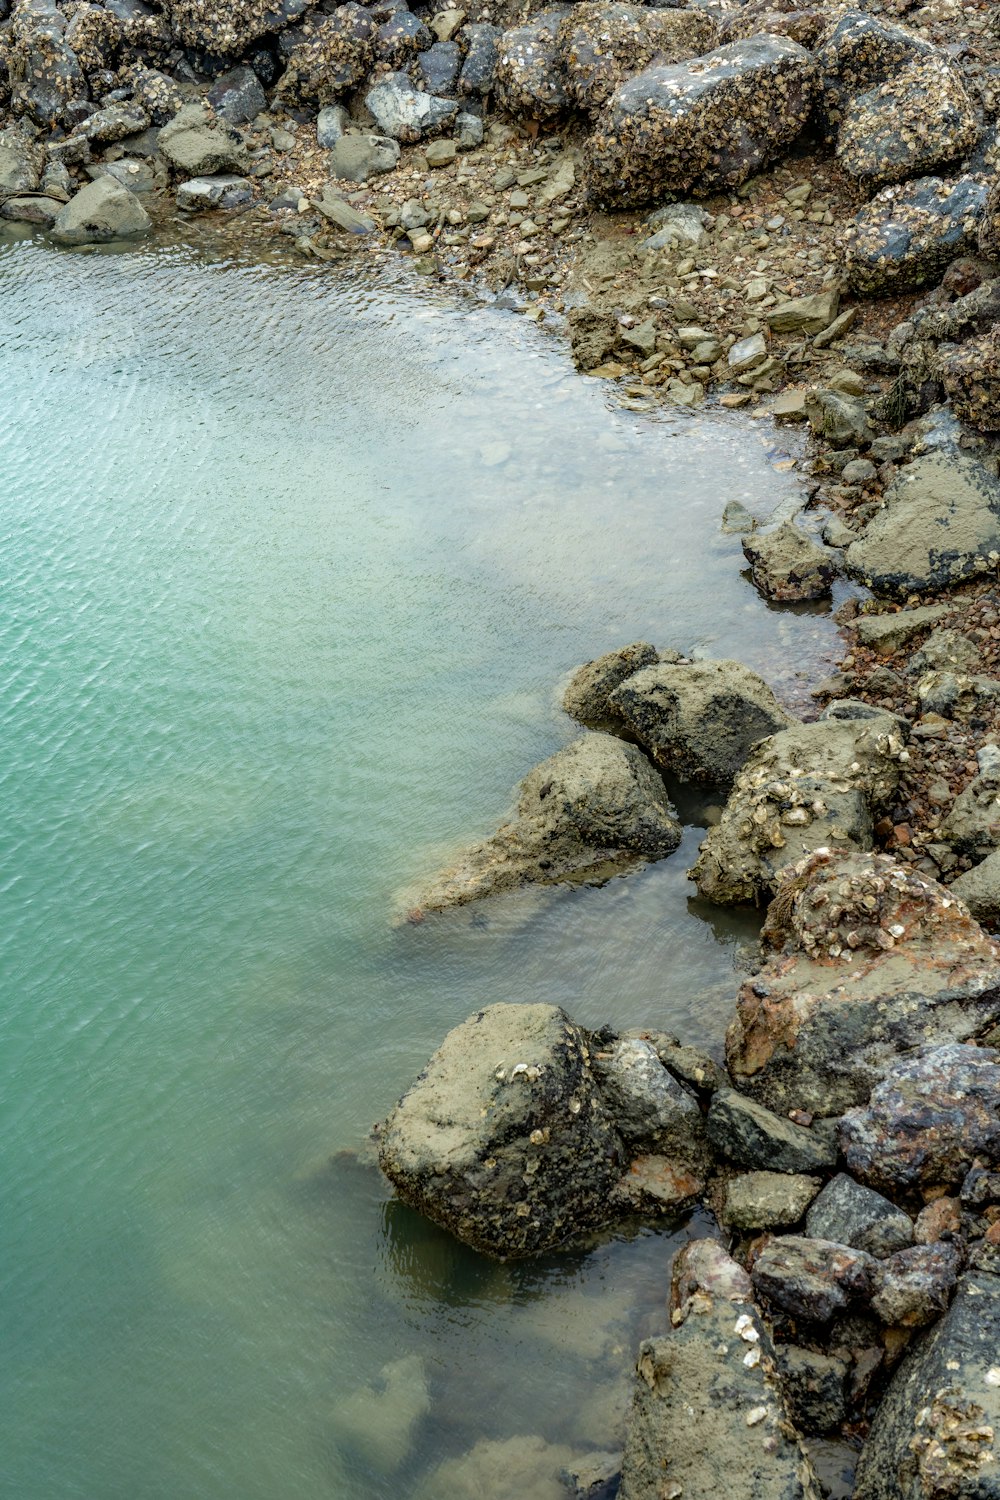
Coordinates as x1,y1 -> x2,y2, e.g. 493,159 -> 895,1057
724,852 -> 1000,1118
494,8 -> 572,123
558,2 -> 718,119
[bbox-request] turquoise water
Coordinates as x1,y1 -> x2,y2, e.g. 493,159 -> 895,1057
0,238 -> 840,1498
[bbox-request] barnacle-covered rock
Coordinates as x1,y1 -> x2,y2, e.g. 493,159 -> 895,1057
375,8 -> 432,66
9,0 -> 87,127
586,34 -> 816,208
941,324 -> 1000,435
122,63 -> 186,125
843,175 -> 988,297
162,0 -> 315,55
458,21 -> 500,96
494,8 -> 570,123
725,853 -> 1000,1117
836,56 -> 977,190
812,9 -> 933,143
274,4 -> 375,107
558,2 -> 717,119
365,69 -> 457,142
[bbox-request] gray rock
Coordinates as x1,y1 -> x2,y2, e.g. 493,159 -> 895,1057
609,658 -> 792,789
409,731 -> 681,913
158,103 -> 249,177
806,1174 -> 913,1259
845,450 -> 1000,600
317,104 -> 348,147
836,56 -> 976,190
49,176 -> 152,244
459,23 -> 500,96
844,175 -> 988,297
776,1345 -> 849,1434
728,332 -> 767,374
805,388 -> 871,448
559,2 -> 718,119
721,499 -> 754,533
419,40 -> 461,95
706,1088 -> 837,1175
0,137 -> 42,199
752,1236 -> 877,1324
870,1243 -> 962,1328
840,1044 -> 1000,1198
951,849 -> 1000,923
365,69 -> 457,142
853,1269 -> 1000,1498
851,603 -> 952,654
0,195 -> 62,225
642,201 -> 708,252
68,102 -> 149,146
273,5 -> 376,107
425,138 -> 457,168
176,174 -> 253,211
592,1036 -> 708,1170
376,8 -> 432,64
562,641 -> 659,732
327,132 -> 400,182
91,157 -> 158,194
376,1002 -> 627,1258
727,854 -> 1000,1116
742,521 -> 836,602
494,9 -> 570,123
587,35 -> 816,208
723,1171 -> 822,1231
455,111 -> 483,151
161,0 -> 313,53
766,289 -> 840,335
206,65 -> 267,124
314,191 -> 375,233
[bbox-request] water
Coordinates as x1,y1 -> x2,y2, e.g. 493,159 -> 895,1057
0,237 -> 842,1499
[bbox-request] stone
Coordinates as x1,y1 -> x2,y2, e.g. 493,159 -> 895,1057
562,642 -> 658,731
615,1154 -> 706,1214
365,70 -> 458,142
942,323 -> 1000,433
414,1434 -> 585,1500
722,1171 -> 821,1231
844,175 -> 988,297
608,658 -> 792,789
494,9 -> 570,122
276,6 -> 376,107
331,1354 -> 430,1472
766,289 -> 840,335
1,193 -> 61,225
845,450 -> 1000,600
813,9 -> 934,140
870,1243 -> 962,1328
161,0 -> 313,53
327,133 -> 400,183
376,9 -> 432,65
124,65 -> 184,127
805,388 -> 871,448
853,1270 -> 1000,1498
0,136 -> 42,199
176,174 -> 252,211
721,500 -> 754,534
425,138 -> 457,168
455,112 -> 483,151
592,1036 -> 708,1169
642,201 -> 708,252
317,104 -> 348,147
706,1088 -> 837,1175
805,1174 -> 913,1259
726,854 -> 1000,1117
586,35 -> 816,208
561,1452 -> 620,1500
67,102 -> 149,146
837,57 -> 976,191
670,1238 -> 753,1313
752,1237 -> 876,1324
912,629 -> 980,675
728,333 -> 767,374
49,176 -> 151,244
773,388 -> 808,420
459,23 -> 500,96
742,522 -> 836,602
409,732 -> 681,913
419,42 -> 461,94
158,103 -> 249,177
376,1002 -> 627,1258
559,3 -> 718,119
775,1346 -> 849,1434
313,192 -> 375,233
840,1044 -> 1000,1197
206,66 -> 267,125
914,1196 -> 962,1245
430,8 -> 465,44
951,849 -> 1000,924
10,13 -> 86,128
93,158 -> 158,194
851,604 -> 952,654
692,717 -> 906,908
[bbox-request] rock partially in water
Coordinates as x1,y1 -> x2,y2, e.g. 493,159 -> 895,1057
1,194 -> 62,225
414,1434 -> 588,1500
805,1173 -> 913,1259
752,1236 -> 877,1324
853,1269 -> 1000,1498
843,176 -> 988,297
176,174 -> 252,211
592,1036 -> 709,1172
742,521 -> 836,602
50,176 -> 152,243
726,853 -> 1000,1117
562,640 -> 658,732
330,1353 -> 430,1472
776,1345 -> 849,1434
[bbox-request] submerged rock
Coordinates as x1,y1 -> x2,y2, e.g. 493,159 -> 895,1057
414,1434 -> 586,1500
50,176 -> 151,243
331,1353 -> 430,1472
742,521 -> 836,602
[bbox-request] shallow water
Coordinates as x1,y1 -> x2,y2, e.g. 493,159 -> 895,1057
0,238 -> 842,1498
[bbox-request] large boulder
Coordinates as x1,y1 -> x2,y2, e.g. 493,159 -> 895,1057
751,1236 -> 877,1323
9,3 -> 86,127
494,9 -> 571,123
812,10 -> 934,142
161,0 -> 314,54
158,103 -> 249,177
691,708 -> 907,906
562,640 -> 659,732
621,1240 -> 823,1499
608,658 -> 792,789
836,56 -> 976,189
586,35 -> 816,208
843,176 -> 989,298
376,1002 -> 627,1258
459,22 -> 501,96
845,450 -> 1000,600
725,853 -> 1000,1117
853,1269 -> 1000,1497
49,176 -> 151,243
409,732 -> 680,913
559,3 -> 717,118
274,5 -> 375,107
942,323 -> 1000,433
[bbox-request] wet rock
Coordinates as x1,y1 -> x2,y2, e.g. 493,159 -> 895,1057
494,9 -> 570,123
328,132 -> 400,182
162,0 -> 313,53
331,1353 -> 430,1472
313,191 -> 375,233
723,1171 -> 822,1231
840,1043 -> 1000,1198
870,1243 -> 962,1327
742,521 -> 836,602
176,174 -> 252,210
459,22 -> 500,96
559,2 -> 717,119
67,101 -> 148,146
805,388 -> 871,449
805,1174 -> 913,1259
316,103 -> 347,147
49,175 -> 151,243
93,157 -> 158,194
410,732 -> 680,912
844,175 -> 989,298
592,1036 -> 708,1171
726,854 -> 1000,1116
752,1237 -> 876,1324
837,57 -> 976,190
0,194 -> 61,224
706,1088 -> 837,1175
0,133 -> 42,197
942,323 -> 1000,434
615,1154 -> 705,1213
586,35 -> 816,208
561,1452 -> 620,1500
418,40 -> 461,94
414,1434 -> 586,1500
691,718 -> 906,908
951,849 -> 1000,924
845,450 -> 1000,600
608,658 -> 792,789
206,65 -> 266,125
377,1002 -> 627,1259
776,1345 -> 849,1433
158,103 -> 249,177
366,69 -> 457,141
767,290 -> 840,336
622,1242 -> 822,1500
853,1269 -> 1000,1499
670,1237 -> 753,1312
275,5 -> 376,107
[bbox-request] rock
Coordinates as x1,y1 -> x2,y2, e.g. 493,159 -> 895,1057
158,103 -> 249,177
376,1002 -> 627,1258
161,0 -> 313,53
642,201 -> 708,252
951,849 -> 1000,924
419,40 -> 461,94
691,718 -> 906,908
49,176 -> 151,244
622,1244 -> 822,1500
10,11 -> 86,128
752,1236 -> 876,1324
942,323 -> 1000,433
275,6 -> 376,107
844,175 -> 988,298
845,450 -> 1000,600
805,1174 -> 913,1259
0,134 -> 41,198
376,9 -> 432,64
726,854 -> 1000,1116
331,1354 -> 430,1472
767,290 -> 840,335
706,1088 -> 837,1175
454,111 -> 483,151
365,70 -> 457,142
328,132 -> 400,182
608,658 -> 792,789
0,194 -> 61,225
67,102 -> 149,147
124,65 -> 185,127
813,9 -> 934,141
742,521 -> 836,602
494,9 -> 570,123
837,57 -> 976,190
853,1269 -> 1000,1499
559,3 -> 717,119
426,138 -> 457,168
313,191 -> 375,233
206,66 -> 267,125
410,732 -> 681,912
459,22 -> 500,96
914,1196 -> 962,1245
723,1171 -> 822,1231
840,1044 -> 1000,1197
851,603 -> 952,654
912,629 -> 981,675
586,35 -> 816,208
615,1154 -> 706,1214
670,1237 -> 753,1312
430,8 -> 464,44
592,1036 -> 708,1171
870,1243 -> 962,1328
317,104 -> 348,147
805,388 -> 871,448
773,388 -> 808,421
721,499 -> 754,534
176,174 -> 252,210
561,1452 -> 620,1500
561,646 -> 659,732
775,1346 -> 849,1434
93,158 -> 158,194
414,1434 -> 585,1500
728,332 -> 767,374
